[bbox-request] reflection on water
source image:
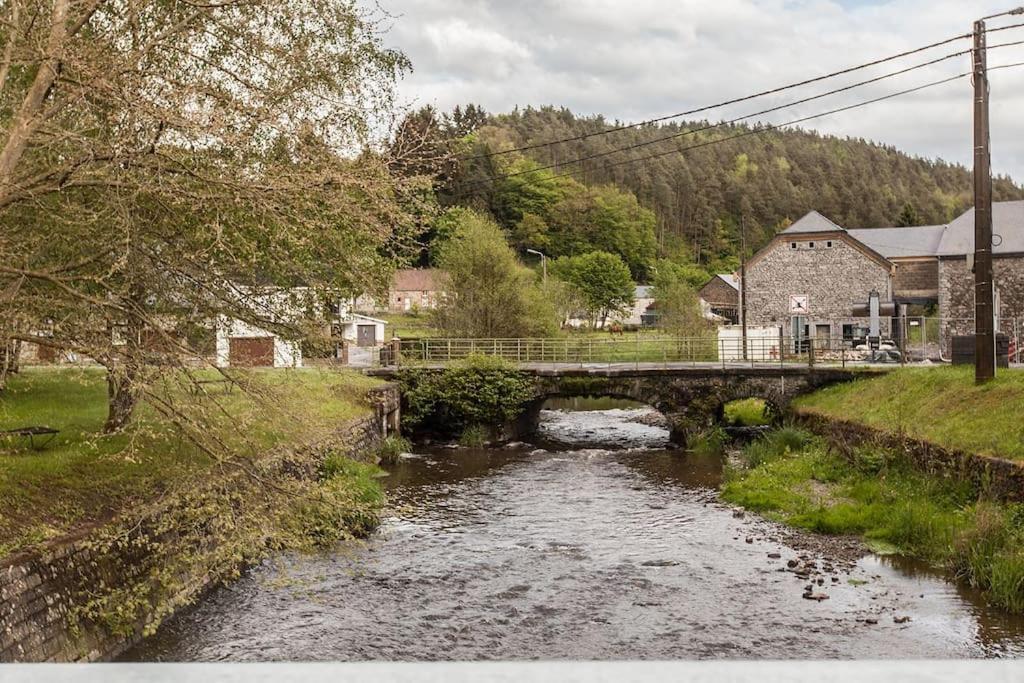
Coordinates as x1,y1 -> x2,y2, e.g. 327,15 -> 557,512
122,403 -> 1024,661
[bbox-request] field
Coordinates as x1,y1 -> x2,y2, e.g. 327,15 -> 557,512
0,367 -> 382,555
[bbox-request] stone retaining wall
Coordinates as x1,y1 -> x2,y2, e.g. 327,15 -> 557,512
795,411 -> 1024,502
0,383 -> 399,663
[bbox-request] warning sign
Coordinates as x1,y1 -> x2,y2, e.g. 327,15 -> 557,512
789,295 -> 809,314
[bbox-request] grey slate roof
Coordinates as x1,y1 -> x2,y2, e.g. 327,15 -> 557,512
635,285 -> 655,299
936,201 -> 1024,256
847,225 -> 946,259
780,211 -> 846,234
716,274 -> 739,291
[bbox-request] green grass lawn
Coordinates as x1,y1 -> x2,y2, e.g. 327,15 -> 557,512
793,366 -> 1024,461
722,428 -> 1024,612
0,367 -> 382,555
384,312 -> 443,339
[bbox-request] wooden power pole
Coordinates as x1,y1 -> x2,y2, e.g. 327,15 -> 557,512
740,215 -> 748,361
973,19 -> 996,383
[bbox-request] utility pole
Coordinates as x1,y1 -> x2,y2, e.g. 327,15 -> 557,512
972,18 -> 996,383
740,215 -> 748,361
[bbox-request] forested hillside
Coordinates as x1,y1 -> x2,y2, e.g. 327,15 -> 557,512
420,106 -> 1023,276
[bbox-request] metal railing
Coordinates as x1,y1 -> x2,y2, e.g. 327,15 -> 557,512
385,335 -> 917,370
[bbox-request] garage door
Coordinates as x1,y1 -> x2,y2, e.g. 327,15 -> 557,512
229,336 -> 274,367
356,325 -> 377,347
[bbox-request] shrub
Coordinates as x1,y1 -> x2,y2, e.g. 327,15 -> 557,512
401,355 -> 535,435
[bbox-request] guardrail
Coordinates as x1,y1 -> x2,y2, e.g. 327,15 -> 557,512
385,336 -> 910,369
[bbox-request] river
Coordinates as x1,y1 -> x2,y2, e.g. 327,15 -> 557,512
123,400 -> 1024,660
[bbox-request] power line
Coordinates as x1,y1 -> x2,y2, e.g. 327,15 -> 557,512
449,61 -> 1024,199
462,31 -> 975,161
462,49 -> 970,187
461,22 -> 1024,164
464,36 -> 1024,188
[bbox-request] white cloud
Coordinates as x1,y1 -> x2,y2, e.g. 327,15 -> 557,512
371,0 -> 1024,179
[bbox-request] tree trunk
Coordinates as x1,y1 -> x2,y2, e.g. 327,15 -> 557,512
104,362 -> 139,433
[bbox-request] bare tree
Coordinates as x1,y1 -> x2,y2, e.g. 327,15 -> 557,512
0,0 -> 434,430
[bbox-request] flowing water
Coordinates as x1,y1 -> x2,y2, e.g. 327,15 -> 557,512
123,402 -> 1024,661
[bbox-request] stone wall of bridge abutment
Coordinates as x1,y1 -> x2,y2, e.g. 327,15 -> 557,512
369,365 -> 879,446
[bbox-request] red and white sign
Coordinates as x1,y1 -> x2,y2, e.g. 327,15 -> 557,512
789,295 -> 809,315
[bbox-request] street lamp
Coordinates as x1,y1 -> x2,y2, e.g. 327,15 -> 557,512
526,248 -> 547,285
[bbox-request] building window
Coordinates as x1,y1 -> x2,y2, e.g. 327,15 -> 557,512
790,242 -> 797,249
809,242 -> 815,248
826,241 -> 833,248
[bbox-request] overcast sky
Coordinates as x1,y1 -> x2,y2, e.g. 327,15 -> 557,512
367,0 -> 1024,181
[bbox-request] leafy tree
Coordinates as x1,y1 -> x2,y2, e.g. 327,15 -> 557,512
652,265 -> 706,336
0,1 -> 420,432
551,252 -> 635,327
545,185 -> 658,280
653,259 -> 713,291
433,210 -> 558,337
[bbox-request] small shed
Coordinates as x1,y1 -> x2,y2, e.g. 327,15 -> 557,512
339,314 -> 387,347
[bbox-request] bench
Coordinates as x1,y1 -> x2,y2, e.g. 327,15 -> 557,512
0,426 -> 60,450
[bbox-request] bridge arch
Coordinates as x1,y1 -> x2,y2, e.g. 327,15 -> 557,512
516,368 -> 865,446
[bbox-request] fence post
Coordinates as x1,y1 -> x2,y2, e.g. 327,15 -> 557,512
390,337 -> 401,368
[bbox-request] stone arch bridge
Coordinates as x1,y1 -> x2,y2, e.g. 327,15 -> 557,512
371,365 -> 877,445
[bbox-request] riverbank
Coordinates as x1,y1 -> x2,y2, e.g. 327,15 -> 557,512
0,368 -> 398,662
721,427 -> 1024,613
792,366 -> 1024,462
0,367 -> 383,555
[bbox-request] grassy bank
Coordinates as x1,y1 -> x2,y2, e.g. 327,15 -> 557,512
722,428 -> 1024,612
0,367 -> 383,556
793,366 -> 1024,461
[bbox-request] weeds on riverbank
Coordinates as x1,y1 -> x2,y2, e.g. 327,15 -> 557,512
459,424 -> 489,447
291,457 -> 385,548
374,435 -> 412,465
722,428 -> 1024,612
723,398 -> 771,427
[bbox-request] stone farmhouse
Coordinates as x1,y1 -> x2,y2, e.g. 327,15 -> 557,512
353,268 -> 444,314
743,201 -> 1024,355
